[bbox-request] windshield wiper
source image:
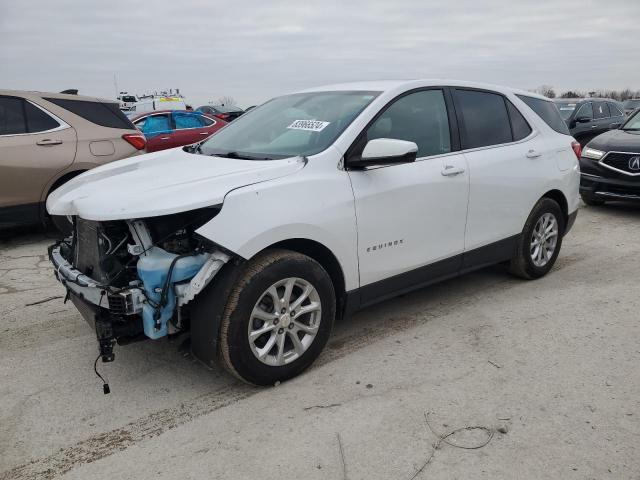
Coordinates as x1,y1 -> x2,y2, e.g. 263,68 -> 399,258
622,128 -> 640,131
212,151 -> 274,160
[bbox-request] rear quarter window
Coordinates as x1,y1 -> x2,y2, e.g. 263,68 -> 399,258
44,98 -> 135,130
516,95 -> 570,135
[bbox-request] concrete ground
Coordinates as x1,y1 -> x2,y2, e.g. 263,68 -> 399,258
1,203 -> 639,480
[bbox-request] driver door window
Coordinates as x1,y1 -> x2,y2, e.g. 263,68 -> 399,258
365,90 -> 451,158
576,103 -> 593,120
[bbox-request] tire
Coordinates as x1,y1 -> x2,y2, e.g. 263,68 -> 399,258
581,193 -> 605,206
218,249 -> 335,385
509,198 -> 565,280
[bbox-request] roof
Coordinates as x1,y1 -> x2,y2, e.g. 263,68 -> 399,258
553,97 -> 621,103
294,79 -> 547,100
0,89 -> 115,104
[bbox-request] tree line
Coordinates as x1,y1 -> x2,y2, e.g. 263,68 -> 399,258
530,85 -> 640,101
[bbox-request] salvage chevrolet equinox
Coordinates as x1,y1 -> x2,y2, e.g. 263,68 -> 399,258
47,80 -> 580,385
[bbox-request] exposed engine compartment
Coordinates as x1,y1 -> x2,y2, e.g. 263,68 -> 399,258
52,207 -> 230,366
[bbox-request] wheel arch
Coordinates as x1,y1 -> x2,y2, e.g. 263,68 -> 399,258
263,238 -> 348,319
39,169 -> 88,222
540,189 -> 569,226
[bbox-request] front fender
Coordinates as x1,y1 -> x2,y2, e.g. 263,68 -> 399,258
195,169 -> 359,291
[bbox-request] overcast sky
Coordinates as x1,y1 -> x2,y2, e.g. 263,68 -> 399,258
1,0 -> 638,108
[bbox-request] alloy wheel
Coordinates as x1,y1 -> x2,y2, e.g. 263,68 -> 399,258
247,277 -> 322,366
530,213 -> 558,267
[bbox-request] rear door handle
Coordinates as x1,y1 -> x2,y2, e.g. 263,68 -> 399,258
441,165 -> 465,176
160,137 -> 170,140
199,132 -> 210,135
36,139 -> 63,146
526,149 -> 541,158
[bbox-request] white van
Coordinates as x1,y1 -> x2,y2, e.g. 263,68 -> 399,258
129,96 -> 187,114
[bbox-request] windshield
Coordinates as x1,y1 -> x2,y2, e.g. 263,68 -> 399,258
623,99 -> 640,109
555,101 -> 578,120
199,91 -> 379,159
622,111 -> 640,131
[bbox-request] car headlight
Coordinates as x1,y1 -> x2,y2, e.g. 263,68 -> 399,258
582,147 -> 605,160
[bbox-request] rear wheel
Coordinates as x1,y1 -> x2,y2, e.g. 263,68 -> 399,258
580,193 -> 605,206
509,198 -> 565,279
218,249 -> 335,385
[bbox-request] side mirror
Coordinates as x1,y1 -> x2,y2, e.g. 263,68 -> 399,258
348,138 -> 418,169
576,116 -> 592,123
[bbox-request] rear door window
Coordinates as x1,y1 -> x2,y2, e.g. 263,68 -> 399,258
0,97 -> 27,135
516,95 -> 571,135
44,98 -> 135,129
593,102 -> 610,119
25,102 -> 60,132
174,112 -> 203,129
455,89 -> 512,148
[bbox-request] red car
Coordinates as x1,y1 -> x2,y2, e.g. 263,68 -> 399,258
131,110 -> 226,152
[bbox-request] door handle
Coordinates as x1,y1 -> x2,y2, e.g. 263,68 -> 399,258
36,139 -> 62,146
199,132 -> 210,135
526,149 -> 541,159
160,137 -> 170,140
441,165 -> 465,176
591,125 -> 597,128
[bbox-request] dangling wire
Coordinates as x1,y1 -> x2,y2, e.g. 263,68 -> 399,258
94,354 -> 110,394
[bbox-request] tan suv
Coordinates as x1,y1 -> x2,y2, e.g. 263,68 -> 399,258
0,90 -> 145,231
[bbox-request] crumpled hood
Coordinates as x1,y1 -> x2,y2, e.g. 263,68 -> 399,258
587,129 -> 640,152
47,148 -> 306,220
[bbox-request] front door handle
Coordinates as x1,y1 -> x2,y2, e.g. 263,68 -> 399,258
199,132 -> 210,135
526,149 -> 542,158
36,139 -> 63,146
441,165 -> 465,176
159,136 -> 170,140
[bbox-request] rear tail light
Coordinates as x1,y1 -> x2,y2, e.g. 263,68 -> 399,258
122,133 -> 146,150
215,113 -> 230,120
571,141 -> 582,160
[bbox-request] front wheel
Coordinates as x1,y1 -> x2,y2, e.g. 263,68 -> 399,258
509,198 -> 565,279
219,249 -> 335,385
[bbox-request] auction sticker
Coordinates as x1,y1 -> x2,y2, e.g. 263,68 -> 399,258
287,119 -> 330,132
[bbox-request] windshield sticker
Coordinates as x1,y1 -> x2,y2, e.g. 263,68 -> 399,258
287,119 -> 330,132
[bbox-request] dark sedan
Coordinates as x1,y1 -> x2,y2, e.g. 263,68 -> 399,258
195,104 -> 244,122
579,110 -> 640,205
554,98 -> 625,146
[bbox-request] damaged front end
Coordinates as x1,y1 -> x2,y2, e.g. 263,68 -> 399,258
49,207 -> 231,364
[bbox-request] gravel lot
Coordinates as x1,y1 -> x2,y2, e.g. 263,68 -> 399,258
1,203 -> 639,480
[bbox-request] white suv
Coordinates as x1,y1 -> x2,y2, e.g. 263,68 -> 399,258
47,80 -> 580,385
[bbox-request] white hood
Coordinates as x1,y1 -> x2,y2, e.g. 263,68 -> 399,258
47,148 -> 306,221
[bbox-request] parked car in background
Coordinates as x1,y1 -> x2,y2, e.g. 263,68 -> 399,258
131,110 -> 226,152
48,80 -> 579,385
554,98 -> 625,146
196,104 -> 244,122
128,96 -> 187,115
579,109 -> 640,205
622,99 -> 640,117
117,92 -> 138,111
0,90 -> 144,231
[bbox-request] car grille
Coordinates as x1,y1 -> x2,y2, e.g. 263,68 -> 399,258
601,152 -> 640,175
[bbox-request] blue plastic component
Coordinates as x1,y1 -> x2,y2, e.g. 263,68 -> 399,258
137,248 -> 209,339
